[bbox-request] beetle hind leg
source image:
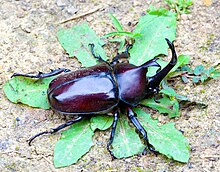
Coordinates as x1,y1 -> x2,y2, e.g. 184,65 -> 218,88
126,107 -> 157,154
28,116 -> 83,146
11,68 -> 70,79
106,111 -> 119,159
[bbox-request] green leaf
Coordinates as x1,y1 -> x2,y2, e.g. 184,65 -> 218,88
160,87 -> 188,101
210,70 -> 220,79
102,31 -> 141,39
57,23 -> 107,67
160,87 -> 177,97
109,13 -> 123,32
111,114 -> 145,158
182,75 -> 189,83
170,55 -> 190,73
208,67 -> 215,74
108,37 -> 124,43
175,94 -> 188,101
54,119 -> 94,168
108,37 -> 126,52
141,97 -> 180,118
135,108 -> 190,163
181,65 -> 193,73
145,59 -> 166,77
181,65 -> 220,83
193,65 -> 204,75
164,0 -> 193,14
3,76 -> 55,109
192,76 -> 200,83
129,7 -> 177,65
200,75 -> 208,83
90,115 -> 113,131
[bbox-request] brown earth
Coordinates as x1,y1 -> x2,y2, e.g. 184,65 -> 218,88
0,0 -> 220,171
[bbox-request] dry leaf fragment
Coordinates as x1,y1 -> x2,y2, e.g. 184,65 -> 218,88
203,0 -> 212,6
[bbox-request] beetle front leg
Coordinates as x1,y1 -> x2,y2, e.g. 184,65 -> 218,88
111,44 -> 132,65
126,107 -> 157,154
107,110 -> 119,159
89,44 -> 109,64
11,68 -> 71,79
28,115 -> 83,146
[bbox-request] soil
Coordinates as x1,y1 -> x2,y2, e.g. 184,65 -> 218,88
0,0 -> 220,171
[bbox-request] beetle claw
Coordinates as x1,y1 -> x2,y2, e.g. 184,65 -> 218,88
142,144 -> 158,156
154,93 -> 160,103
109,151 -> 117,160
28,130 -> 51,146
125,44 -> 133,53
147,145 -> 158,155
107,144 -> 117,160
146,142 -> 158,156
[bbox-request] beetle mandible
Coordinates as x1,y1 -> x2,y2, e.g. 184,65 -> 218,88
12,38 -> 177,157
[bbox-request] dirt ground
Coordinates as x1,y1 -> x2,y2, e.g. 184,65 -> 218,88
0,0 -> 220,171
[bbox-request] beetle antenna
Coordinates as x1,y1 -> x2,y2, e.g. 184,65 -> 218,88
146,38 -> 177,96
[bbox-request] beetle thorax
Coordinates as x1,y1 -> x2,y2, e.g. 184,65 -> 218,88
113,63 -> 148,106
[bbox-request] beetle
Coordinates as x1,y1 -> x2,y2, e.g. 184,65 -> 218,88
12,38 -> 177,157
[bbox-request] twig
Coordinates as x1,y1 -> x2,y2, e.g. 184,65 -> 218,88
42,156 -> 56,171
201,155 -> 220,158
0,150 -> 20,155
57,6 -> 102,24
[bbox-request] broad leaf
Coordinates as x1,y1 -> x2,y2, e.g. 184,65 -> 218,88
160,87 -> 188,101
129,7 -> 177,65
54,119 -> 94,168
90,115 -> 113,131
211,70 -> 220,79
135,108 -> 190,163
170,55 -> 190,73
194,65 -> 204,75
3,76 -> 55,109
141,97 -> 179,118
57,23 -> 107,67
111,115 -> 145,158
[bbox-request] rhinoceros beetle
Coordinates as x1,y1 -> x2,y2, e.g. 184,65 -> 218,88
12,38 -> 177,158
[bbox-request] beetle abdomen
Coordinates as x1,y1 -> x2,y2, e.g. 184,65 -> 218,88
48,63 -> 112,92
48,73 -> 118,114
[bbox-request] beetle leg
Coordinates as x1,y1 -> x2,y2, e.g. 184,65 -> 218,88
153,93 -> 160,103
11,68 -> 70,79
89,43 -> 109,64
126,107 -> 157,154
28,116 -> 83,146
107,110 -> 119,159
111,44 -> 132,64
